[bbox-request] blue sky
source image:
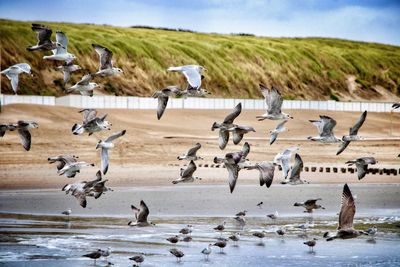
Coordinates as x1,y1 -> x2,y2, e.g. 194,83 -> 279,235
0,0 -> 399,45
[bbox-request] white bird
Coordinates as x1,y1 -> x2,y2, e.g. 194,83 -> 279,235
345,157 -> 377,180
281,154 -> 308,185
152,86 -> 183,120
92,44 -> 123,77
269,120 -> 288,145
43,31 -> 76,62
177,143 -> 203,161
96,130 -> 126,174
274,147 -> 299,179
48,154 -> 94,178
57,60 -> 81,84
1,63 -> 32,94
66,74 -> 99,97
128,200 -> 154,227
61,208 -> 71,216
244,161 -> 277,188
308,115 -> 342,143
257,84 -> 293,120
201,244 -> 213,260
72,109 -> 111,136
172,160 -> 201,184
167,65 -> 206,89
337,111 -> 367,155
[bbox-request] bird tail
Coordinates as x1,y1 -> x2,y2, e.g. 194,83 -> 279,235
326,236 -> 336,241
293,202 -> 302,206
72,123 -> 84,135
172,180 -> 179,184
177,156 -> 183,160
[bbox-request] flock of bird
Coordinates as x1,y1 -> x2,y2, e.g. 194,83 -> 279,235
0,23 -> 398,265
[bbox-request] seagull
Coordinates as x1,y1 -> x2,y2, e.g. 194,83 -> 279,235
96,130 -> 126,174
182,236 -> 192,243
166,235 -> 180,244
213,240 -> 227,253
43,31 -> 76,62
27,24 -> 62,51
201,244 -> 213,260
92,44 -> 123,77
276,229 -> 285,237
100,247 -> 111,262
244,161 -> 276,188
2,121 -> 39,151
0,123 -> 17,137
66,74 -> 99,96
234,216 -> 246,228
257,201 -> 264,208
345,157 -> 377,180
308,115 -> 342,143
392,103 -> 400,109
128,200 -> 154,226
48,154 -> 78,170
227,125 -> 256,145
172,160 -> 201,184
82,249 -> 102,264
303,238 -> 317,252
211,103 -> 242,150
252,231 -> 267,240
257,84 -> 293,120
366,226 -> 378,236
169,248 -> 184,262
167,65 -> 206,89
1,63 -> 32,94
235,210 -> 248,217
177,143 -> 203,161
229,233 -> 240,245
152,86 -> 183,120
270,120 -> 288,145
72,109 -> 111,136
214,142 -> 250,193
281,154 -> 308,185
274,147 -> 299,179
57,59 -> 81,84
337,111 -> 367,155
294,198 -> 325,213
326,184 -> 368,241
179,225 -> 193,235
61,208 -> 71,217
56,159 -> 95,178
129,255 -> 145,266
267,211 -> 279,220
182,85 -> 210,97
213,221 -> 226,235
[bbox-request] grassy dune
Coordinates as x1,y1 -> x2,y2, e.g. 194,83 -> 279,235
0,19 -> 399,100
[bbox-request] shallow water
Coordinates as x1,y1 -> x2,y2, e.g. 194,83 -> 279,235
1,184 -> 400,266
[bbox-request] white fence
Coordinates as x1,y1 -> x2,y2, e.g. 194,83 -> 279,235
0,94 -> 396,112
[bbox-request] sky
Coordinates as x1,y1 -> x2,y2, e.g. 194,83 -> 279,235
0,0 -> 399,45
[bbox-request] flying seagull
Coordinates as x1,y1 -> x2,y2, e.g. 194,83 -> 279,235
128,200 -> 154,226
281,154 -> 308,185
27,24 -> 62,51
270,120 -> 288,145
1,63 -> 32,94
96,130 -> 126,174
274,147 -> 299,179
152,86 -> 183,120
43,31 -> 76,62
4,121 -> 39,151
214,142 -> 250,193
167,65 -> 206,89
294,198 -> 325,213
392,103 -> 400,109
172,160 -> 201,184
177,143 -> 203,161
211,103 -> 242,150
57,59 -> 81,84
337,111 -> 367,155
92,44 -> 123,77
244,161 -> 276,188
345,157 -> 377,180
66,74 -> 99,96
257,84 -> 293,120
48,154 -> 94,178
227,125 -> 256,145
326,184 -> 368,241
308,115 -> 342,143
72,109 -> 111,136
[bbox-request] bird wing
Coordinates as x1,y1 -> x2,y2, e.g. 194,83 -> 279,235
218,129 -> 229,150
360,157 -> 376,165
76,74 -> 93,86
226,163 -> 239,193
72,187 -> 87,208
31,24 -> 52,45
101,148 -> 109,175
241,142 -> 250,159
355,162 -> 368,180
304,198 -> 321,206
55,31 -> 68,54
269,132 -> 278,145
17,128 -> 31,151
186,143 -> 201,157
137,200 -> 149,222
92,44 -> 113,70
338,184 -> 355,230
320,116 -> 337,137
268,87 -> 283,114
105,130 -> 126,142
10,74 -> 19,94
349,111 -> 367,135
336,141 -> 350,155
223,103 -> 242,124
157,95 -> 169,120
15,63 -> 31,74
257,161 -> 275,187
276,119 -> 288,131
281,158 -> 290,178
181,160 -> 197,178
79,109 -> 98,124
289,154 -> 303,182
232,129 -> 244,145
182,67 -> 202,89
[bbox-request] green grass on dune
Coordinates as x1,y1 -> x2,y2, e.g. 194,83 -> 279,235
0,19 -> 399,99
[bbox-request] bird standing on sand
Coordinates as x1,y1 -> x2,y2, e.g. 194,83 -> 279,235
303,238 -> 317,252
229,233 -> 240,245
270,120 -> 288,145
96,130 -> 126,174
152,86 -> 183,120
82,249 -> 102,264
252,231 -> 267,241
213,240 -> 227,253
92,44 -> 123,77
129,255 -> 144,266
66,74 -> 99,96
345,157 -> 377,180
294,198 -> 325,213
172,160 -> 201,184
72,109 -> 112,136
166,235 -> 180,244
1,63 -> 32,94
211,103 -> 242,150
61,209 -> 71,218
257,84 -> 293,120
366,226 -> 378,236
214,221 -> 226,235
337,111 -> 367,155
179,225 -> 193,235
201,244 -> 213,260
128,200 -> 153,227
177,143 -> 203,161
308,115 -> 342,143
169,248 -> 184,262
